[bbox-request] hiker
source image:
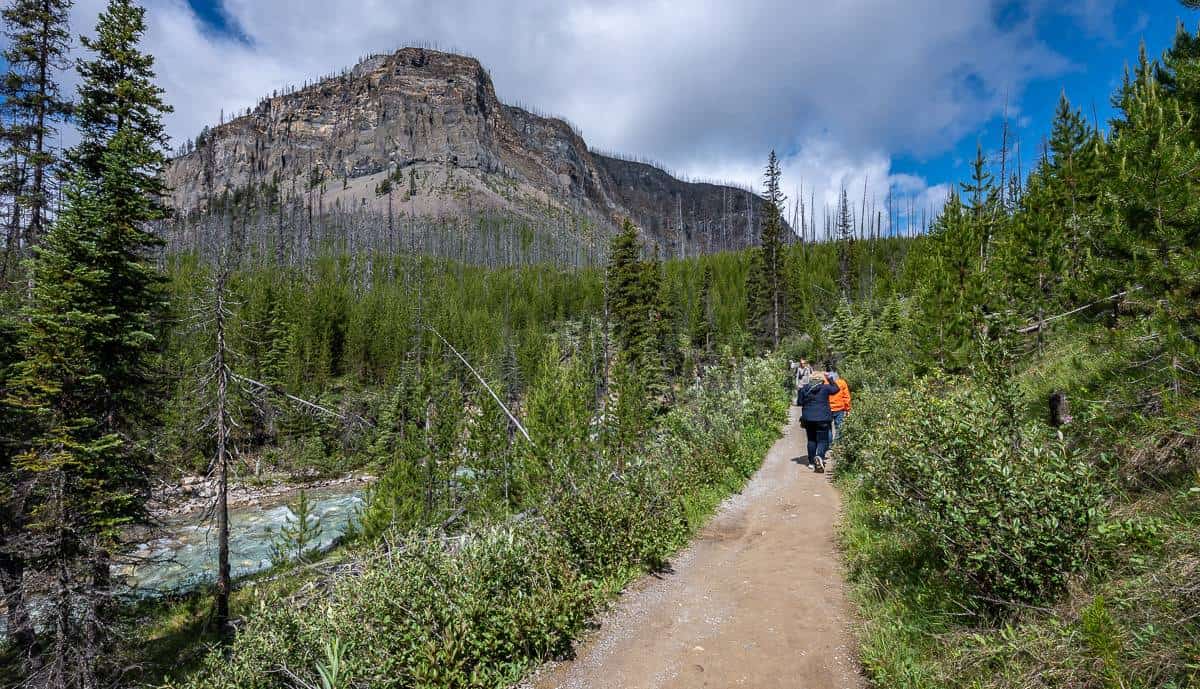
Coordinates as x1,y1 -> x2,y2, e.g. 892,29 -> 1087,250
797,358 -> 813,384
792,358 -> 813,391
796,372 -> 839,473
827,368 -> 851,444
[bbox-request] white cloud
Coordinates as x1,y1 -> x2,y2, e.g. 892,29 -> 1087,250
51,0 -> 1091,232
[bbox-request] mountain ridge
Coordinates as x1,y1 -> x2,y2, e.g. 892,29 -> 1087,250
164,47 -> 779,255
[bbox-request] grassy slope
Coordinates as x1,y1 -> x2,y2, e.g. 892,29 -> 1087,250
836,325 -> 1200,688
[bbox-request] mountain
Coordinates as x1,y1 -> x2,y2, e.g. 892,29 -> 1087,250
164,47 -> 779,258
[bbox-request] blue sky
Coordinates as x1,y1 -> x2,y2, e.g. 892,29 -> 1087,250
898,2 -> 1192,196
23,1 -> 1200,230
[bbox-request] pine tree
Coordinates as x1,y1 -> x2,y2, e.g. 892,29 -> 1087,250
1047,95 -> 1103,297
642,249 -> 675,400
961,142 -> 998,265
0,0 -> 74,281
1102,68 -> 1200,398
746,151 -> 786,347
1157,19 -> 1200,134
693,263 -> 716,357
835,188 -> 855,300
744,247 -> 767,349
916,191 -> 985,370
68,0 -> 172,205
8,1 -> 170,681
996,156 -> 1069,344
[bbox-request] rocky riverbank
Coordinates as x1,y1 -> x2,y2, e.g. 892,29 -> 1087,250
148,472 -> 377,520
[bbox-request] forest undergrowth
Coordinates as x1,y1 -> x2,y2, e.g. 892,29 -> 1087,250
161,353 -> 787,689
831,312 -> 1199,689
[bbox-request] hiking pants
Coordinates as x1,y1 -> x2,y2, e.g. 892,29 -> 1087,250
830,411 -> 846,443
801,420 -> 832,462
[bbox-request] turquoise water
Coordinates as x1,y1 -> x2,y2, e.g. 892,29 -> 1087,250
118,489 -> 365,596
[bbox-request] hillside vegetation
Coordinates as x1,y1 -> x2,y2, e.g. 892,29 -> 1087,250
826,28 -> 1200,688
2,0 -> 1199,687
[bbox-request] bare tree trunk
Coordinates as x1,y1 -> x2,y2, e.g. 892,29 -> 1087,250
50,474 -> 70,689
82,543 -> 111,689
212,270 -> 233,642
0,550 -> 35,658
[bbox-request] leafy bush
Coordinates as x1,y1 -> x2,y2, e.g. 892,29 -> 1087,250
176,526 -> 589,689
170,356 -> 788,688
545,467 -> 685,580
842,377 -> 1102,608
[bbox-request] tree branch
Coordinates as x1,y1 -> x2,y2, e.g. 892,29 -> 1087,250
229,372 -> 374,428
1016,288 -> 1137,334
427,325 -> 534,445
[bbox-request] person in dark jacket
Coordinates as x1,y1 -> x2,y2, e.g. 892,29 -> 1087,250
797,372 -> 839,473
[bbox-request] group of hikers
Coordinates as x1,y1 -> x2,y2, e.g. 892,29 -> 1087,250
793,358 -> 851,474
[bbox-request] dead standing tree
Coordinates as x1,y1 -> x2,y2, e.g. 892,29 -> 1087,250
195,266 -> 238,642
197,267 -> 373,643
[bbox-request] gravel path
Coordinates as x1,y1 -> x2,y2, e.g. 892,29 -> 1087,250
524,406 -> 864,689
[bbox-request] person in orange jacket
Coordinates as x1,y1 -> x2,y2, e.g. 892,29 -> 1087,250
827,366 -> 851,443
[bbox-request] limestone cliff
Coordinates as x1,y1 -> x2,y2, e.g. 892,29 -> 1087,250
165,47 -> 777,253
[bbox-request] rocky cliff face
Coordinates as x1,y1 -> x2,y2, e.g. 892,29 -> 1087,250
165,47 -> 775,253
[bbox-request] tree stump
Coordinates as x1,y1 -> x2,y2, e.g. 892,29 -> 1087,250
1049,391 -> 1070,427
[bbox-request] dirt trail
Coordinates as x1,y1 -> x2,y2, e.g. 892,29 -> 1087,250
527,407 -> 864,689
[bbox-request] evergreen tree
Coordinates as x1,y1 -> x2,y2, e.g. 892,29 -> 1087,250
746,151 -> 786,347
915,191 -> 986,370
1157,19 -> 1200,135
835,188 -> 856,300
961,141 -> 998,265
1101,68 -> 1200,398
0,309 -> 35,656
743,247 -> 767,348
995,156 -> 1069,343
962,141 -> 996,219
643,250 -> 676,400
605,218 -> 670,384
68,0 -> 172,205
692,263 -> 716,356
606,219 -> 651,360
0,0 -> 74,280
7,1 -> 170,681
11,133 -> 168,687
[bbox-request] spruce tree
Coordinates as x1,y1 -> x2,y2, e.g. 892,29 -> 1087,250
606,219 -> 653,364
0,0 -> 74,280
746,151 -> 786,347
8,1 -> 170,681
0,309 -> 35,655
68,0 -> 172,203
835,188 -> 855,300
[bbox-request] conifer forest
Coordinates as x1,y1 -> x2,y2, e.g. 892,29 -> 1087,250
1,1 -> 1199,688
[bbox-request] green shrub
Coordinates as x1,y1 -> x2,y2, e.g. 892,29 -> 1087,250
545,466 -> 686,580
171,355 -> 788,688
843,377 -> 1103,609
173,526 -> 589,689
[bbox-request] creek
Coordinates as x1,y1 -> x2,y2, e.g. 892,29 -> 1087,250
118,486 -> 365,597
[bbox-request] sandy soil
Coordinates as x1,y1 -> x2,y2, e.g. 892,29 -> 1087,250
525,406 -> 864,689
